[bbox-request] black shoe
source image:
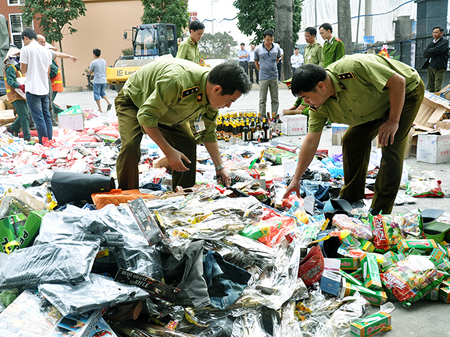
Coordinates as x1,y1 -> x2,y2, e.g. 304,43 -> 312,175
107,103 -> 112,111
6,127 -> 18,137
369,208 -> 381,216
335,196 -> 365,209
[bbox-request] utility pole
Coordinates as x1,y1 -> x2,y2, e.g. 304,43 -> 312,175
275,0 -> 293,81
365,0 -> 372,37
337,0 -> 352,54
211,0 -> 218,34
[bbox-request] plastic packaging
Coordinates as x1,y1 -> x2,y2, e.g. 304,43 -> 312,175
405,180 -> 445,197
39,273 -> 149,316
372,214 -> 404,251
333,214 -> 373,240
0,240 -> 99,288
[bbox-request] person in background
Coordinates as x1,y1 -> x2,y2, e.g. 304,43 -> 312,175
19,28 -> 52,144
89,48 -> 112,113
422,26 -> 449,93
290,47 -> 303,76
248,44 -> 259,84
4,48 -> 31,141
238,43 -> 249,74
319,22 -> 345,68
284,54 -> 424,215
275,40 -> 284,82
36,35 -> 79,124
176,20 -> 205,64
255,29 -> 281,118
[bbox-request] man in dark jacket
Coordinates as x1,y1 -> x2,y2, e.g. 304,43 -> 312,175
422,26 -> 449,92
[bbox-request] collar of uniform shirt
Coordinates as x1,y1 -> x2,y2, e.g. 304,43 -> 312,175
326,37 -> 334,44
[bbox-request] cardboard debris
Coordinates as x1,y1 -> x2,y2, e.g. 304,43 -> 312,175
414,91 -> 450,132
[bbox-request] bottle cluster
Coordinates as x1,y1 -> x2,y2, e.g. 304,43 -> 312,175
216,111 -> 282,143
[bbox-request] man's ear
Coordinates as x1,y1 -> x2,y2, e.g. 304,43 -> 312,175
316,81 -> 325,91
212,85 -> 222,95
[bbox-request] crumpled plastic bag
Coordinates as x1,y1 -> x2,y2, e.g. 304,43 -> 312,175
39,273 -> 149,316
405,180 -> 445,198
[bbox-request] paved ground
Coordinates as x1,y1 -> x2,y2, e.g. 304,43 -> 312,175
55,86 -> 450,336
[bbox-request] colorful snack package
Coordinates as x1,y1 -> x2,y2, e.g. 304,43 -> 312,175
338,257 -> 361,271
423,285 -> 440,301
359,239 -> 375,252
350,311 -> 392,337
372,214 -> 404,252
405,180 -> 445,198
339,269 -> 363,287
396,239 -> 438,254
439,287 -> 450,303
342,282 -> 387,306
333,214 -> 373,240
400,209 -> 425,239
381,255 -> 447,307
350,268 -> 364,281
361,253 -> 383,290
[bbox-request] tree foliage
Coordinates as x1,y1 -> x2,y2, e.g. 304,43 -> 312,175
141,0 -> 189,39
233,0 -> 302,45
21,0 -> 86,43
199,32 -> 238,60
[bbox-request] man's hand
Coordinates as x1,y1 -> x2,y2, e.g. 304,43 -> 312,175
166,148 -> 191,172
216,168 -> 231,187
378,119 -> 399,146
283,180 -> 300,199
18,84 -> 25,92
69,55 -> 79,62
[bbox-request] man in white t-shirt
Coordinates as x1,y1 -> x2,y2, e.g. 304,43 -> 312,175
19,28 -> 52,144
290,47 -> 303,76
89,48 -> 112,113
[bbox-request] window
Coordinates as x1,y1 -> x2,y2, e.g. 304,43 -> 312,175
8,0 -> 25,5
9,14 -> 32,49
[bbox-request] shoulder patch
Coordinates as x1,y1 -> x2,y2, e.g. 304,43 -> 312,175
335,38 -> 341,42
337,82 -> 347,90
181,86 -> 200,98
196,92 -> 204,103
317,42 -> 321,47
309,106 -> 317,113
337,72 -> 356,80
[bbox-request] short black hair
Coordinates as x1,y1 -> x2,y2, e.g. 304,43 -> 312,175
275,41 -> 281,44
305,27 -> 317,37
21,28 -> 37,40
290,64 -> 327,96
93,48 -> 101,57
294,47 -> 299,50
319,23 -> 333,33
433,26 -> 444,33
189,20 -> 205,32
263,29 -> 274,38
240,43 -> 245,46
207,62 -> 252,96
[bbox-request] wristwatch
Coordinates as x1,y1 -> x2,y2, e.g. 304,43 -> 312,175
215,165 -> 225,171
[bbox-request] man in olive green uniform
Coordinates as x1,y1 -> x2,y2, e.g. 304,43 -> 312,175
176,20 -> 205,64
304,27 -> 324,67
284,54 -> 424,214
284,27 -> 324,115
319,23 -> 345,68
115,58 -> 251,190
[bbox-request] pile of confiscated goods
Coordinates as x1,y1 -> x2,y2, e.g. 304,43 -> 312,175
0,120 -> 449,337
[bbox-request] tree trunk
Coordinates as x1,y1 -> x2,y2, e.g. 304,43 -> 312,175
275,0 -> 293,81
338,0 -> 353,54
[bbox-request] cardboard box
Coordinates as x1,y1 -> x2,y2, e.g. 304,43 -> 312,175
414,91 -> 450,131
339,257 -> 360,271
342,281 -> 387,306
331,123 -> 348,134
350,311 -> 391,337
58,104 -> 85,130
361,253 -> 383,290
0,109 -> 15,125
396,239 -> 438,254
320,270 -> 341,296
439,286 -> 450,303
417,133 -> 450,164
436,119 -> 450,132
281,115 -> 307,135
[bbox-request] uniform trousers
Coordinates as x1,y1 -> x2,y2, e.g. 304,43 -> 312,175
115,90 -> 197,191
339,80 -> 424,214
427,68 -> 446,92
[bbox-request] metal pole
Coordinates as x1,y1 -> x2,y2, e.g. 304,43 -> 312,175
365,0 -> 372,37
356,0 -> 362,46
314,0 -> 317,28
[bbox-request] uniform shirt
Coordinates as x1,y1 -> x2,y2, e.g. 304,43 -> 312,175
238,49 -> 249,62
19,40 -> 52,95
123,58 -> 218,143
290,53 -> 303,68
176,36 -> 200,64
304,41 -> 324,67
323,36 -> 345,67
255,43 -> 281,80
89,58 -> 107,84
308,54 -> 421,133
